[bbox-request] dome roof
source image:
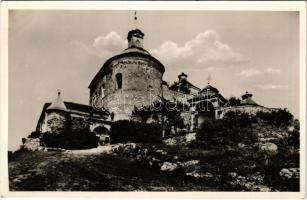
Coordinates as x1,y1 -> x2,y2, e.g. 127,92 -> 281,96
123,46 -> 150,55
47,91 -> 68,112
240,91 -> 258,106
241,98 -> 258,106
201,84 -> 219,94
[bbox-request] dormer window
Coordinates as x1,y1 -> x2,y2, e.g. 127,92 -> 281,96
115,73 -> 123,89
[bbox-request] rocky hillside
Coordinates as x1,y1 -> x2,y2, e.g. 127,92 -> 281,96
9,149 -> 216,191
9,110 -> 300,191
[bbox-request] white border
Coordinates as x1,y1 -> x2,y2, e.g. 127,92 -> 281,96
0,1 -> 306,199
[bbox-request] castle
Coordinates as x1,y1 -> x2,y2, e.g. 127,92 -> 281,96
35,28 -> 273,137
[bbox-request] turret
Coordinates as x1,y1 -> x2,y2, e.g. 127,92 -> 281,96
46,90 -> 68,133
127,29 -> 144,48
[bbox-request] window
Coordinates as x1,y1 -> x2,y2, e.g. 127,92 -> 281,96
101,84 -> 105,97
115,73 -> 123,89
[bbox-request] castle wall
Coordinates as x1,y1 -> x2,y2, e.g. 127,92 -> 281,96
46,111 -> 67,133
163,87 -> 194,103
216,105 -> 274,119
102,90 -> 161,121
70,114 -> 90,132
41,111 -> 109,134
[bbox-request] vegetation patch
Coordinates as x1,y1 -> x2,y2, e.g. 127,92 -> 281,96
110,120 -> 162,144
40,130 -> 99,150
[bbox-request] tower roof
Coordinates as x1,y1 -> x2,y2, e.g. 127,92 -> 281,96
89,29 -> 165,89
201,83 -> 219,94
127,29 -> 144,41
242,91 -> 253,99
241,91 -> 258,106
47,90 -> 68,112
178,72 -> 188,79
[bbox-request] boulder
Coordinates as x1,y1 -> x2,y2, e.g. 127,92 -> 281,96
186,170 -> 214,179
160,162 -> 179,172
180,160 -> 199,167
163,133 -> 196,146
155,149 -> 167,155
21,138 -> 41,151
260,142 -> 278,155
280,168 -> 299,179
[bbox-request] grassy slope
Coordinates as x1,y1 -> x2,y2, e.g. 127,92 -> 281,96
9,151 -> 215,191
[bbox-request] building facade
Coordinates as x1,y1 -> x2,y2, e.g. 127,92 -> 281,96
36,28 -> 273,136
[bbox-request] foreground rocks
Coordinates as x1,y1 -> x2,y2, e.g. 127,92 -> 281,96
9,151 -> 216,191
280,168 -> 300,179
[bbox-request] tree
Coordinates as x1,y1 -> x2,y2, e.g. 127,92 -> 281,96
256,108 -> 293,127
132,98 -> 189,136
228,96 -> 241,106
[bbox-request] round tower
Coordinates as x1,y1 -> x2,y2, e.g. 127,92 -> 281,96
46,90 -> 68,133
89,29 -> 165,120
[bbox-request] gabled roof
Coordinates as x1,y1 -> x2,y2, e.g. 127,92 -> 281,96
36,101 -> 109,131
188,93 -> 227,104
200,84 -> 219,94
64,101 -> 109,115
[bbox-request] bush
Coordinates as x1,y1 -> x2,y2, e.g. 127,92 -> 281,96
28,131 -> 42,138
40,130 -> 99,150
197,111 -> 256,148
256,109 -> 293,127
194,110 -> 299,191
110,120 -> 162,144
288,119 -> 300,148
228,96 -> 241,106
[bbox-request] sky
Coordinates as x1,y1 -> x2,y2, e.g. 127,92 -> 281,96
8,10 -> 299,150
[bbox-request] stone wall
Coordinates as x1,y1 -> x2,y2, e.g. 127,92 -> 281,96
216,105 -> 274,119
46,111 -> 67,133
90,57 -> 162,100
91,57 -> 163,120
180,112 -> 192,130
163,87 -> 193,104
70,114 -> 90,132
21,138 -> 41,151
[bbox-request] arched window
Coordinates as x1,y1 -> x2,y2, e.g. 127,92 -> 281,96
115,73 -> 123,89
101,83 -> 105,97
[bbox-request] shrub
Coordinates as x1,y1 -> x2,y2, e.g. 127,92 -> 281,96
194,110 -> 299,191
228,96 -> 241,106
110,120 -> 162,144
28,131 -> 42,138
40,130 -> 99,150
256,109 -> 293,127
132,98 -> 189,135
197,111 -> 256,148
288,119 -> 300,148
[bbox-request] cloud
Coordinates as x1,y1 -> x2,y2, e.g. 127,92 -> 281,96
150,30 -> 247,70
236,67 -> 282,77
69,32 -> 127,59
92,32 -> 127,58
236,69 -> 261,77
70,30 -> 247,71
256,84 -> 288,90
